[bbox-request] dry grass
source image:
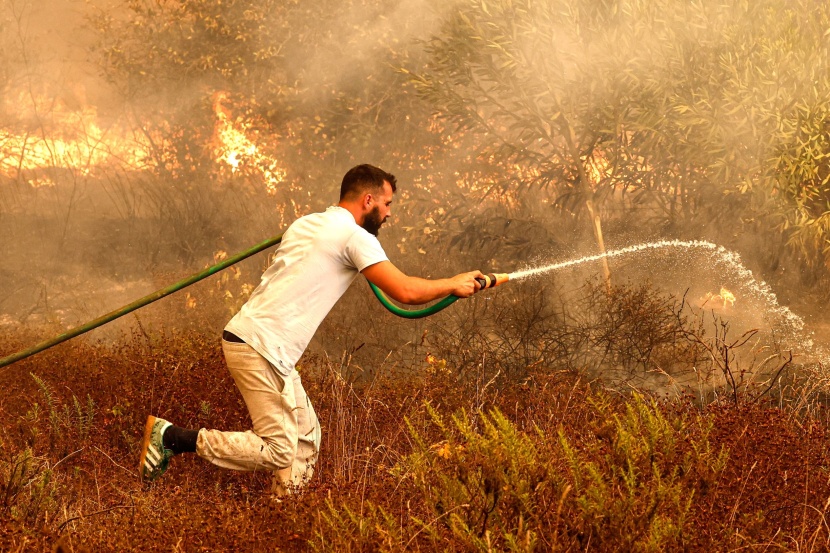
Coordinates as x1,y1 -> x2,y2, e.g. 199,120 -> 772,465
1,282 -> 830,551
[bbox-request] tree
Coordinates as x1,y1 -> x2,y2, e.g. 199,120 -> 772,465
408,0 -> 632,286
408,0 -> 830,283
627,0 -> 830,271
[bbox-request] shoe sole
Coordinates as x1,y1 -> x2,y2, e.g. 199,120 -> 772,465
138,415 -> 158,481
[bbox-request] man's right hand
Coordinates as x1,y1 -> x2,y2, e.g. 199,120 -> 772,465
449,270 -> 485,298
362,262 -> 485,304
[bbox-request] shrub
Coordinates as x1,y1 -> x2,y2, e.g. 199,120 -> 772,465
317,392 -> 729,551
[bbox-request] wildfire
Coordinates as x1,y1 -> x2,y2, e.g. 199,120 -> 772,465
703,287 -> 736,309
0,91 -> 151,183
211,92 -> 285,194
587,153 -> 611,186
0,87 -> 286,195
719,287 -> 736,307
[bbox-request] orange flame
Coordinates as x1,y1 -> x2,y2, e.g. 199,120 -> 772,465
0,88 -> 285,194
211,92 -> 285,194
0,91 -> 151,184
718,287 -> 736,307
702,287 -> 736,309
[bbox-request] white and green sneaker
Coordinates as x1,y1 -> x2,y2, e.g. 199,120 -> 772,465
139,415 -> 174,482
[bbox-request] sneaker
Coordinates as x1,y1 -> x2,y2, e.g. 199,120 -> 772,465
139,415 -> 173,482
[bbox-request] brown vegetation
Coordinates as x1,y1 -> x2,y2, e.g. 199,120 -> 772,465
4,0 -> 830,550
2,282 -> 829,552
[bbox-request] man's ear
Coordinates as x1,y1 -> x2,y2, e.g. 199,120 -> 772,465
363,192 -> 373,209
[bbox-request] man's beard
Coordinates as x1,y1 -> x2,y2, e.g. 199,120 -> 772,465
361,206 -> 385,236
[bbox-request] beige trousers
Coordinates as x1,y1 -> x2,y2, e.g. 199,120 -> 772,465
195,339 -> 321,494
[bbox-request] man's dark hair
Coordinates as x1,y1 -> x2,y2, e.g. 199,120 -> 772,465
340,164 -> 397,201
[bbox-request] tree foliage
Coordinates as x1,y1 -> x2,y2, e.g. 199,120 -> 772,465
409,0 -> 830,270
91,0 -> 291,104
69,0 -> 830,278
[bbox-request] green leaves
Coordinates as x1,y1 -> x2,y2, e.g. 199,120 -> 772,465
319,393 -> 728,550
410,0 -> 830,269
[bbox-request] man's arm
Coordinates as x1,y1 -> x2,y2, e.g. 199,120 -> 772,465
361,261 -> 484,305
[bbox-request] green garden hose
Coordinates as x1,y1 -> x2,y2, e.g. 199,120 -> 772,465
0,234 -> 284,370
0,232 -> 509,369
367,271 -> 509,319
368,282 -> 460,319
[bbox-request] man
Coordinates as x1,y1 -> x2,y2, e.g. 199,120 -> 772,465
139,164 -> 483,494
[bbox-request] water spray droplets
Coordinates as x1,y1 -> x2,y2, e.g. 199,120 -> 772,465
509,240 -> 814,353
509,240 -> 720,280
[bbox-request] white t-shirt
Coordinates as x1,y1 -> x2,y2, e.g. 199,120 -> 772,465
225,206 -> 388,375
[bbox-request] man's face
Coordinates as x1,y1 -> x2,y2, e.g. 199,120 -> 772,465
362,181 -> 393,236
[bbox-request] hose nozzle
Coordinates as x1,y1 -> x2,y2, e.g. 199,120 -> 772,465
475,273 -> 509,291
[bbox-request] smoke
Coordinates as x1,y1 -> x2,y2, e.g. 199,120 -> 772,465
1,0 -> 108,115
283,0 -> 449,99
0,0 -> 460,331
2,0 -> 830,377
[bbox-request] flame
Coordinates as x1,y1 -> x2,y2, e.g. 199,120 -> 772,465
0,88 -> 285,194
0,121 -> 150,181
719,287 -> 736,307
587,154 -> 610,186
702,286 -> 737,309
211,92 -> 285,194
0,91 -> 151,184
